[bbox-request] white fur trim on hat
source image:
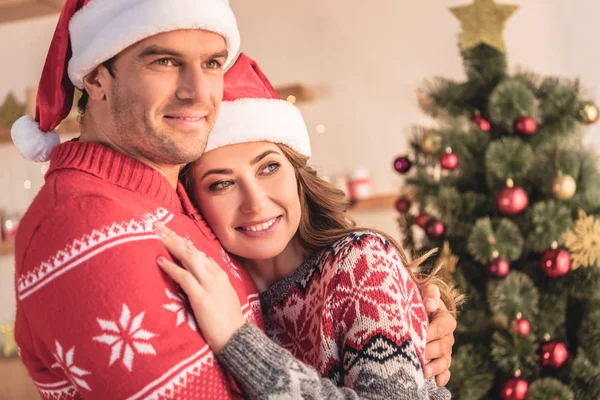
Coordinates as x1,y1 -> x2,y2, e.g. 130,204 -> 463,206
11,116 -> 61,163
68,0 -> 240,89
207,98 -> 311,158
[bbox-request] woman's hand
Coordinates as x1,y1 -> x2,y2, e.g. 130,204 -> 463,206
421,284 -> 457,386
154,222 -> 246,355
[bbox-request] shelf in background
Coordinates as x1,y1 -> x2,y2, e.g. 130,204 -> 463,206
0,241 -> 14,256
349,194 -> 397,212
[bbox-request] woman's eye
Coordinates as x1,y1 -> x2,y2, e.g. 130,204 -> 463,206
209,180 -> 233,191
261,162 -> 280,174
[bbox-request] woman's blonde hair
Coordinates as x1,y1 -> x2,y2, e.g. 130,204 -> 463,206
276,144 -> 463,314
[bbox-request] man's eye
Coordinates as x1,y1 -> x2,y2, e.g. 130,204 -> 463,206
206,60 -> 223,69
154,58 -> 174,66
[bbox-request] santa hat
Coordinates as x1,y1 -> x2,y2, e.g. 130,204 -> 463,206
206,53 -> 311,158
11,0 -> 240,162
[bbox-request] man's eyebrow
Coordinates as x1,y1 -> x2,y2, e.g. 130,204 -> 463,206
138,45 -> 183,58
207,50 -> 229,61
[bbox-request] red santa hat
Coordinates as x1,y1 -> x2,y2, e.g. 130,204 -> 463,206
206,53 -> 311,158
11,0 -> 240,162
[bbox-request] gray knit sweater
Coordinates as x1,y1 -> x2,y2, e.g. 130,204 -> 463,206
219,231 -> 452,399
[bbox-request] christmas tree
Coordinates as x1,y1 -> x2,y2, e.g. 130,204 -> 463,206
394,1 -> 600,399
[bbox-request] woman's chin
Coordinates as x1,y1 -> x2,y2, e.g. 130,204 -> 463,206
235,246 -> 286,261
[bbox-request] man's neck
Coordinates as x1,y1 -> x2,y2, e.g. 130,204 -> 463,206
79,116 -> 181,189
243,236 -> 306,293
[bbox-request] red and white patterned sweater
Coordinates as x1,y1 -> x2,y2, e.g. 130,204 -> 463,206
14,141 -> 262,399
223,231 -> 450,399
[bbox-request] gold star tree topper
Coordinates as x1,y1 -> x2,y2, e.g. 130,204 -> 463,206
450,0 -> 519,54
0,322 -> 17,357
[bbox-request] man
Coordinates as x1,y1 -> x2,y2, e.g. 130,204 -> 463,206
11,0 -> 455,398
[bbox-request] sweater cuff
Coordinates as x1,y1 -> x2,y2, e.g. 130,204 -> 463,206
218,322 -> 288,394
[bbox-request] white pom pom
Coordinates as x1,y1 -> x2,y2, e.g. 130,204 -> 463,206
11,116 -> 60,162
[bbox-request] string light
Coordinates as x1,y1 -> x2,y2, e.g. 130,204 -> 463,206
316,124 -> 326,134
24,180 -> 32,189
286,95 -> 296,104
41,165 -> 49,175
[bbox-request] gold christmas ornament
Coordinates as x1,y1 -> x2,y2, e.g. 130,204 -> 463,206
561,209 -> 600,269
551,174 -> 577,200
578,102 -> 599,124
449,0 -> 519,54
420,131 -> 443,154
0,322 -> 17,357
436,241 -> 459,285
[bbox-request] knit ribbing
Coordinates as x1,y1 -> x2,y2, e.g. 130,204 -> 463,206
48,140 -> 181,210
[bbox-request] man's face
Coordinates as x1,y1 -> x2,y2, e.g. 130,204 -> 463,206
100,29 -> 227,166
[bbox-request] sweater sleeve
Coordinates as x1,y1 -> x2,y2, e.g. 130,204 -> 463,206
14,198 -> 242,400
217,233 -> 451,400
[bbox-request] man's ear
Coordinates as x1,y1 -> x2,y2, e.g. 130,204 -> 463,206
82,67 -> 109,101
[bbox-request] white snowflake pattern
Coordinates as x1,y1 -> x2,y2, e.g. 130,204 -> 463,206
220,247 -> 241,280
51,341 -> 92,391
93,304 -> 158,372
162,289 -> 198,331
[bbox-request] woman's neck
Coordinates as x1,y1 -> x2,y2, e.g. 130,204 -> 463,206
242,237 -> 306,293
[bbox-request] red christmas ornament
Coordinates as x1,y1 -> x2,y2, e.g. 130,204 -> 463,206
414,212 -> 430,228
540,248 -> 571,278
473,115 -> 491,131
394,156 -> 412,174
500,378 -> 529,400
540,341 -> 569,368
395,197 -> 411,213
514,116 -> 538,136
488,258 -> 510,278
497,181 -> 529,216
425,219 -> 445,240
511,318 -> 531,336
440,152 -> 459,170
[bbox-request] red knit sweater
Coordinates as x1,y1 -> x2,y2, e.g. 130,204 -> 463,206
14,141 -> 262,400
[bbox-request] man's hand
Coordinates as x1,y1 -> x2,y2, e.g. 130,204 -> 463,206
422,284 -> 457,386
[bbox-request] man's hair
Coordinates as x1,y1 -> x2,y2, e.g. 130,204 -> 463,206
77,57 -> 117,115
181,144 -> 464,314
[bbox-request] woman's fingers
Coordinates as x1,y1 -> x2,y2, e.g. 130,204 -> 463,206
157,256 -> 204,298
154,221 -> 210,283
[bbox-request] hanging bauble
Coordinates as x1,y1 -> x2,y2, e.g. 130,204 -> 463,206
488,257 -> 510,278
420,131 -> 443,154
440,148 -> 459,170
578,101 -> 599,124
500,377 -> 529,400
473,115 -> 491,131
514,116 -> 537,136
395,197 -> 411,213
551,174 -> 577,200
540,341 -> 569,368
511,316 -> 531,336
425,219 -> 445,240
497,179 -> 529,216
394,156 -> 412,174
540,247 -> 571,278
414,212 -> 430,228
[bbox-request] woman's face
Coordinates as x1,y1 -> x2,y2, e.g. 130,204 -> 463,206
191,141 -> 302,260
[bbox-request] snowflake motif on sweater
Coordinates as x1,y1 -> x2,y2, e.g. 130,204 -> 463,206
261,231 -> 429,389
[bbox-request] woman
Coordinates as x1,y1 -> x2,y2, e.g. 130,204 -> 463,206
155,54 -> 461,399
